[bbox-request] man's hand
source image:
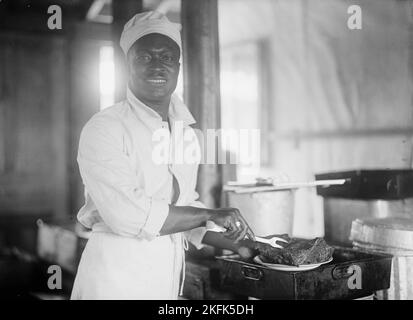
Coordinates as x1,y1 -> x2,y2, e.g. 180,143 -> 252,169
237,246 -> 256,260
207,207 -> 255,242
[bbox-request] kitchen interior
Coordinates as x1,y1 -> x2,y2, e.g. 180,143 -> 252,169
0,0 -> 413,300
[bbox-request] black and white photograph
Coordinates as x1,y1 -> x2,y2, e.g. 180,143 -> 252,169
0,0 -> 412,306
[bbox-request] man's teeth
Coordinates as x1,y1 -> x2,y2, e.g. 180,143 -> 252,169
147,79 -> 166,83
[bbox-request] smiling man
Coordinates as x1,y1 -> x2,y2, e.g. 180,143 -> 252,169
127,33 -> 179,118
70,11 -> 254,300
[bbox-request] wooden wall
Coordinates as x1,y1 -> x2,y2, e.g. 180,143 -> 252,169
0,32 -> 69,251
0,22 -> 110,252
0,32 -> 70,217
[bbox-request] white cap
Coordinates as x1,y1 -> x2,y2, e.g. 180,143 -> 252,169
120,11 -> 182,55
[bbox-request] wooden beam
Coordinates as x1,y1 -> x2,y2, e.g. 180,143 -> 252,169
181,0 -> 222,208
86,0 -> 107,20
86,0 -> 112,24
269,127 -> 413,141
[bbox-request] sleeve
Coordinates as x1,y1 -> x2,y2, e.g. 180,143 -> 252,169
77,117 -> 169,240
184,191 -> 209,250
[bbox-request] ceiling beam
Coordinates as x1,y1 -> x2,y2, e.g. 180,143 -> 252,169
86,0 -> 112,23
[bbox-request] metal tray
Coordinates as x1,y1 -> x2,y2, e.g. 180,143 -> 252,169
315,170 -> 413,199
216,246 -> 392,300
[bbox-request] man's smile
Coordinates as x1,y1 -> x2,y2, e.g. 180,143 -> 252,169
146,78 -> 167,85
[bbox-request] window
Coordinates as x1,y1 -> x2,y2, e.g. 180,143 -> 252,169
220,40 -> 272,181
99,45 -> 115,110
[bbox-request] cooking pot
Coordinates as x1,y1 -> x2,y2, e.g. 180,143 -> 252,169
223,178 -> 346,236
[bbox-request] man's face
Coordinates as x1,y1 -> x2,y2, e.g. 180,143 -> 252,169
127,33 -> 180,105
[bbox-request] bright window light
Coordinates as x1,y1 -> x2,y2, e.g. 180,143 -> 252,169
99,45 -> 115,110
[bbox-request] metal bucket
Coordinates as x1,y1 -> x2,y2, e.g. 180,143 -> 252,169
350,217 -> 413,300
224,189 -> 295,236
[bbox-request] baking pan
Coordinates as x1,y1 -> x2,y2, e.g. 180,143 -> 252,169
217,246 -> 392,300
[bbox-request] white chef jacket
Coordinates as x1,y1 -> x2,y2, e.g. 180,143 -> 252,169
70,87 -> 208,300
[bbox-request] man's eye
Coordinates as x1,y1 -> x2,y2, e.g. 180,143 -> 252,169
137,55 -> 151,62
161,55 -> 175,63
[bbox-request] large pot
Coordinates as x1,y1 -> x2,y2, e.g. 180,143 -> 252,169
222,178 -> 346,237
224,189 -> 295,236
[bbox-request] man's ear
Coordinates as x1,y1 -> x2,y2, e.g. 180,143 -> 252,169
125,52 -> 134,77
126,50 -> 133,65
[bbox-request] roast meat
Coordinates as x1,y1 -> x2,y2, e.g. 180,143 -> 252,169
255,236 -> 334,266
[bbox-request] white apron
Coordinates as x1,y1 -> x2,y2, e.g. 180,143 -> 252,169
70,226 -> 187,300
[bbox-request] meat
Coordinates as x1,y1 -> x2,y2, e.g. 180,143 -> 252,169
255,236 -> 334,266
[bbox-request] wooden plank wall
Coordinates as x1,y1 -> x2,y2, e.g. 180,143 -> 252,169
0,32 -> 69,217
0,32 -> 69,251
0,21 -> 112,252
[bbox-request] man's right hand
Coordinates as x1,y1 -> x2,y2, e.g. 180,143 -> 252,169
207,207 -> 255,242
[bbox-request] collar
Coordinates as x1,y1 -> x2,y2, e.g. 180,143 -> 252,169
126,87 -> 196,130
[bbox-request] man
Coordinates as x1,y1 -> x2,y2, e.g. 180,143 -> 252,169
71,11 -> 254,300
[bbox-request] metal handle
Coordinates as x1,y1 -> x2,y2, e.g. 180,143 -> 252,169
232,179 -> 347,194
241,265 -> 263,281
254,236 -> 269,244
332,264 -> 355,280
